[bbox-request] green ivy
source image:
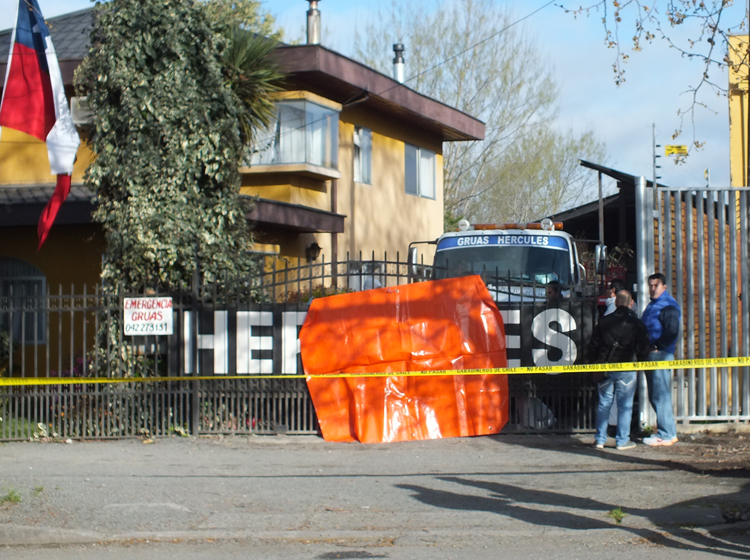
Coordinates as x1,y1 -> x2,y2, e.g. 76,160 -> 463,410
75,0 -> 257,291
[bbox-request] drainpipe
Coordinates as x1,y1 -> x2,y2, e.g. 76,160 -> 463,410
393,43 -> 405,83
331,179 -> 338,288
307,0 -> 321,45
342,91 -> 369,259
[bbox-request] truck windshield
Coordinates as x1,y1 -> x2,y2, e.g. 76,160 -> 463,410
433,245 -> 572,285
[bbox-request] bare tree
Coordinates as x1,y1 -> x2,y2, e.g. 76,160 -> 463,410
473,129 -> 606,223
354,0 -> 606,226
562,1 -> 749,148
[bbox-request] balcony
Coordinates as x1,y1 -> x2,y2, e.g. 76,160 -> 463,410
243,93 -> 341,181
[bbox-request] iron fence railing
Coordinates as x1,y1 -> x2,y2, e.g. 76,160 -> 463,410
1,255 -> 605,440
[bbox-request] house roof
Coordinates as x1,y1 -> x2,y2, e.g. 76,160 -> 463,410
0,8 -> 93,85
246,198 -> 346,234
0,186 -> 348,233
579,160 -> 670,190
276,45 -> 485,143
546,160 -> 676,252
546,191 -> 620,224
0,8 -> 484,143
546,160 -> 659,233
0,184 -> 93,205
0,184 -> 95,226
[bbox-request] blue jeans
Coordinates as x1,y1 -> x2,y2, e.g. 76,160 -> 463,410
595,371 -> 637,447
646,351 -> 677,440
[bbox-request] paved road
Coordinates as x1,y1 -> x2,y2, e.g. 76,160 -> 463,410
0,434 -> 748,559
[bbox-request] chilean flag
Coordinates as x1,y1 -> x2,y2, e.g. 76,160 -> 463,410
0,0 -> 81,249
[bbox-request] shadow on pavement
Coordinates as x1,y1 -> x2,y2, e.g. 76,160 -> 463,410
396,477 -> 750,558
491,433 -> 750,478
395,434 -> 750,559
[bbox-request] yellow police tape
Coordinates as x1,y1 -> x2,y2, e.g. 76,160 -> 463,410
2,356 -> 750,386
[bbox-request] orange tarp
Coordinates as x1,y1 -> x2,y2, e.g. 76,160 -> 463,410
300,275 -> 509,443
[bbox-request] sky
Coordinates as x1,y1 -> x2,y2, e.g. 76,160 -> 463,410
1,0 -> 745,200
267,0 -> 746,196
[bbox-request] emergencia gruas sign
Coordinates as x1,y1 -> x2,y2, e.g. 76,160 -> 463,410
123,297 -> 173,336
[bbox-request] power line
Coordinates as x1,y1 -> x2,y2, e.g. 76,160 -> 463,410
1,2 -> 558,149
254,0 -> 558,154
374,0 -> 556,101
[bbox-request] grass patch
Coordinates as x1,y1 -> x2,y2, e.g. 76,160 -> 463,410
1,488 -> 21,505
0,416 -> 34,439
607,506 -> 626,524
32,486 -> 44,497
638,425 -> 655,437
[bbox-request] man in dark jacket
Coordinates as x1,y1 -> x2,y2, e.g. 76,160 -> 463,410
588,290 -> 651,450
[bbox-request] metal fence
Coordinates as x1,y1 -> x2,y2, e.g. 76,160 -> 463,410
1,254 -> 601,440
649,185 -> 750,422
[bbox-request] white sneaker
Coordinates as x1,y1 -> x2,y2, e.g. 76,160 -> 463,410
643,435 -> 675,447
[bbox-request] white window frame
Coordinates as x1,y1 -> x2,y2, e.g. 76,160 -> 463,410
250,98 -> 339,170
353,126 -> 372,184
404,143 -> 435,199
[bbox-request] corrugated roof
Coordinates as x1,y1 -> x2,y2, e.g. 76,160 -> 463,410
0,8 -> 93,64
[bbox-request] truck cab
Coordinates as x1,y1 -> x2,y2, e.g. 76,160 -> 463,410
411,219 -> 587,302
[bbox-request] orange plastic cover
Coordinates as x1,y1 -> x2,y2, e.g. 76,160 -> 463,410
299,275 -> 509,443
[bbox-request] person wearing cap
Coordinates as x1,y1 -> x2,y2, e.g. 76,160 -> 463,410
588,290 -> 651,450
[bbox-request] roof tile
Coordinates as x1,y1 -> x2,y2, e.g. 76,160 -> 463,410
0,8 -> 93,64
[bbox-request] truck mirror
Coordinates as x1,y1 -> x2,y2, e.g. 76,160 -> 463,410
577,263 -> 587,285
594,244 -> 607,275
408,246 -> 419,278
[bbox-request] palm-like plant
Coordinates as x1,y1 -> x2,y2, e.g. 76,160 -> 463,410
222,26 -> 284,150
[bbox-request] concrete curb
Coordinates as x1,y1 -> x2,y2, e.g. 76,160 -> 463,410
0,524 -> 104,546
0,525 -> 655,548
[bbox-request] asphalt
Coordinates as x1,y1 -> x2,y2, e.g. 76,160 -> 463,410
0,433 -> 748,558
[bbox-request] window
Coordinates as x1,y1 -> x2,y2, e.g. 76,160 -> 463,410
353,126 -> 372,184
0,258 -> 46,345
249,99 -> 339,169
433,244 -> 573,285
404,143 -> 435,198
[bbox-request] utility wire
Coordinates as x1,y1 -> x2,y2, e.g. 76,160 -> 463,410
369,0 -> 555,102
252,0 -> 557,157
0,1 -> 557,146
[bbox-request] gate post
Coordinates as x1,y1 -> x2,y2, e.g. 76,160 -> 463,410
191,254 -> 200,437
635,176 -> 657,429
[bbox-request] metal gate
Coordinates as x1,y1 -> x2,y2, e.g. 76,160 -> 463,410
639,178 -> 750,423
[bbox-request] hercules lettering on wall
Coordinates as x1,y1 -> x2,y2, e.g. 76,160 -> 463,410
177,302 -> 594,376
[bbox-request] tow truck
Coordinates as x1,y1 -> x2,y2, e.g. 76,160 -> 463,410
407,218 -> 606,429
408,218 -> 590,301
408,218 -> 601,428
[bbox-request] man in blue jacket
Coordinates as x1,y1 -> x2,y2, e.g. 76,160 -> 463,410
641,273 -> 681,446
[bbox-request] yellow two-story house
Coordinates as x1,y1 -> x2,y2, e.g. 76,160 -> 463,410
0,7 -> 484,295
